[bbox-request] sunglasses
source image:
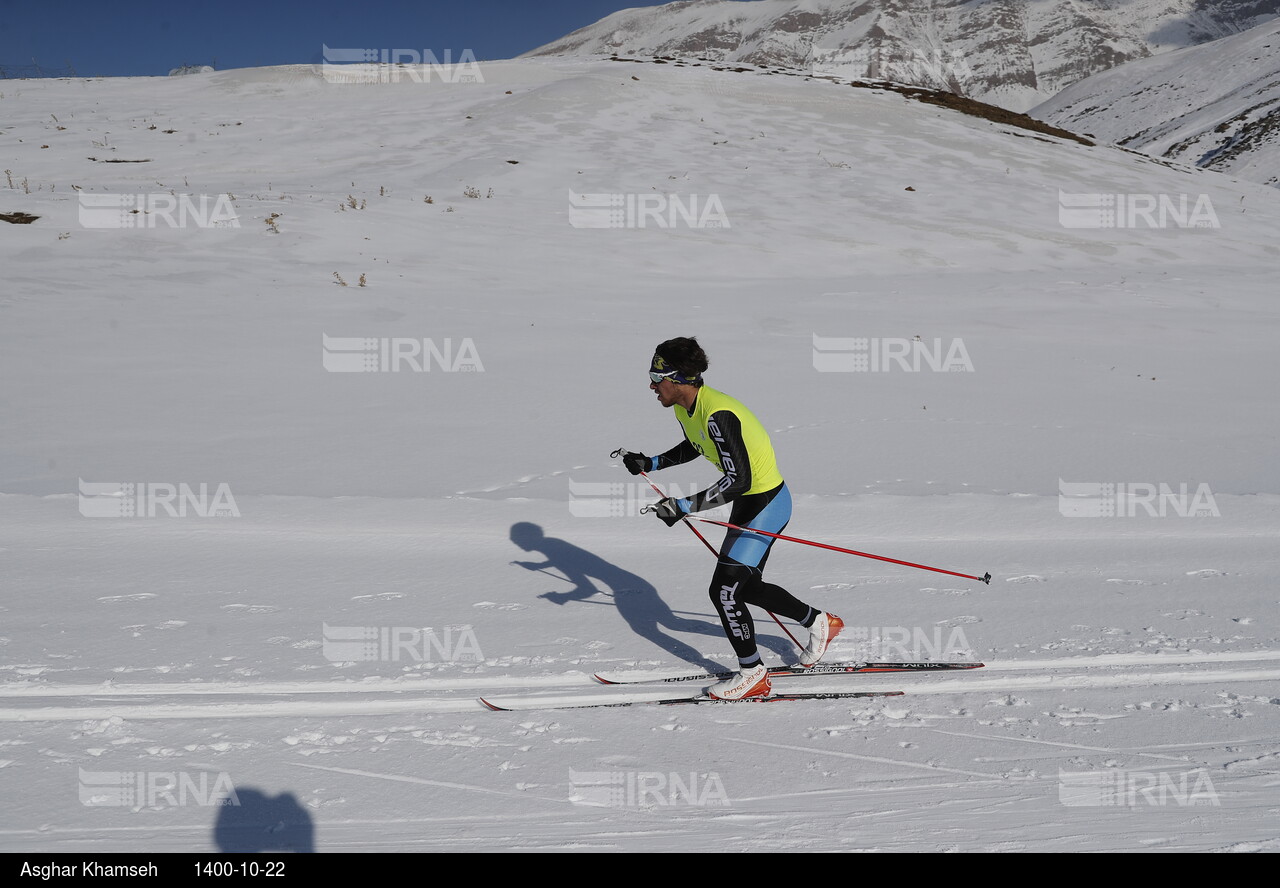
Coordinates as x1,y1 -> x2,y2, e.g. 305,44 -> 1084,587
649,371 -> 676,384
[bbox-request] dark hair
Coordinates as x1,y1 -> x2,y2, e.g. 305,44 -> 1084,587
654,337 -> 709,383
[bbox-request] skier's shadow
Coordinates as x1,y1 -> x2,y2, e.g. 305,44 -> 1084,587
508,522 -> 794,668
212,788 -> 313,853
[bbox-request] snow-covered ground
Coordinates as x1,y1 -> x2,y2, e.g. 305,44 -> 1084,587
2,58 -> 1279,852
522,0 -> 1280,113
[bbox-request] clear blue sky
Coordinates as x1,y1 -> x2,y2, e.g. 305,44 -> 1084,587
0,0 -> 666,77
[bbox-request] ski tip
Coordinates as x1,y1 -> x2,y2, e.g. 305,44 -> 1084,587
478,698 -> 508,712
591,674 -> 616,685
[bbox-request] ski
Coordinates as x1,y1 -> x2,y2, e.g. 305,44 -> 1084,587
592,660 -> 984,685
480,690 -> 903,712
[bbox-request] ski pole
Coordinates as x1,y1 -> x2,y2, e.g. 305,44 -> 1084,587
679,516 -> 992,584
512,562 -> 573,584
615,456 -> 802,651
643,478 -> 720,558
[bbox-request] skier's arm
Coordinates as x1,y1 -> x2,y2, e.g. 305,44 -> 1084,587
651,439 -> 699,471
681,410 -> 752,513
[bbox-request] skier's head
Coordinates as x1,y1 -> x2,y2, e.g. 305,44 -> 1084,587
649,337 -> 706,410
649,337 -> 707,387
509,521 -> 544,551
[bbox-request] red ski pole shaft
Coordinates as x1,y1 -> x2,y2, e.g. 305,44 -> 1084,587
683,516 -> 992,584
637,474 -> 718,557
636,470 -> 804,651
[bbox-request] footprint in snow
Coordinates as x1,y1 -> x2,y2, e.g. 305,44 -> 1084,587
1004,575 -> 1045,584
1186,569 -> 1227,578
97,593 -> 157,603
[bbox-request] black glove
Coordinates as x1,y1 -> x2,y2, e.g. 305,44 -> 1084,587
621,451 -> 651,476
651,497 -> 685,527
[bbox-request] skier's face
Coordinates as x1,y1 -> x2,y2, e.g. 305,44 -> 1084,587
650,376 -> 679,408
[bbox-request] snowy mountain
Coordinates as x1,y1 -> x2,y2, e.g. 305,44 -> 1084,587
523,0 -> 1280,112
1033,17 -> 1280,187
2,56 -> 1280,852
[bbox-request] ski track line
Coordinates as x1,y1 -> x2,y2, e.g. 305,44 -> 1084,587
882,666 -> 1280,697
289,761 -> 570,805
931,729 -> 1196,764
3,649 -> 1276,701
0,673 -> 593,698
731,777 -> 1021,802
0,812 -> 585,843
971,650 -> 1280,672
468,665 -> 1280,718
4,656 -> 1280,723
970,737 -> 1280,765
1213,837 -> 1280,853
587,649 -> 1280,684
729,737 -> 1016,781
0,697 -> 479,723
1129,737 -> 1280,753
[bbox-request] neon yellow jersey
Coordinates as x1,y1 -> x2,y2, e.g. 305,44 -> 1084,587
675,386 -> 783,496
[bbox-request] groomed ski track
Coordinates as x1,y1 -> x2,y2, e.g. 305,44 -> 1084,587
5,649 -> 1279,722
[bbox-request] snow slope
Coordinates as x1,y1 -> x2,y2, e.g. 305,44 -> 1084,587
522,0 -> 1280,112
1034,16 -> 1280,187
2,58 -> 1280,853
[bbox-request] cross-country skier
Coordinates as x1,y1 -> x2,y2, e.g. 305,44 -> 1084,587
619,336 -> 843,700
